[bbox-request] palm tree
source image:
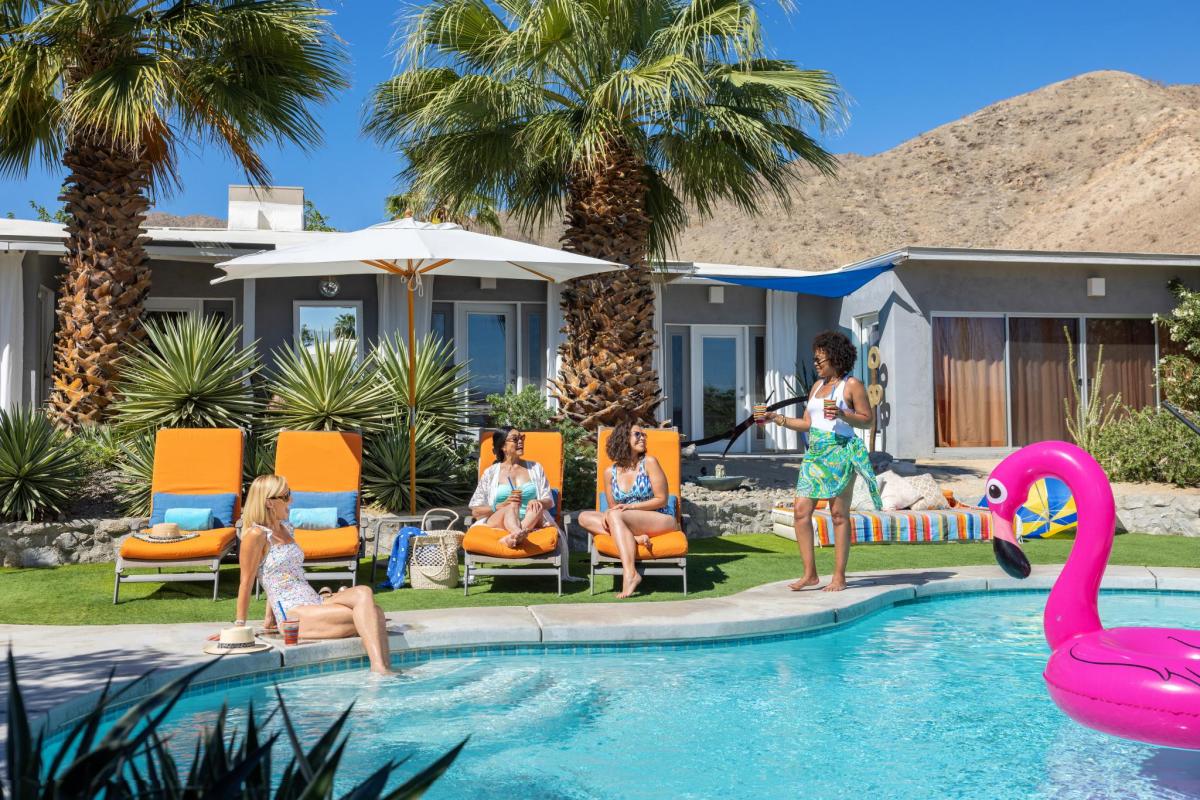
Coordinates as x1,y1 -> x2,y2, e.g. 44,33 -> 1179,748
365,0 -> 841,429
0,1 -> 347,428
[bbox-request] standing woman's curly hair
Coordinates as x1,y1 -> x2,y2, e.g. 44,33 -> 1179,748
606,419 -> 637,468
813,330 -> 857,377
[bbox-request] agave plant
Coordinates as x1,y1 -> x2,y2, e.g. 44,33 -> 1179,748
2,649 -> 463,799
112,429 -> 156,517
111,315 -> 261,434
0,407 -> 84,522
267,341 -> 391,433
373,333 -> 469,441
363,424 -> 470,510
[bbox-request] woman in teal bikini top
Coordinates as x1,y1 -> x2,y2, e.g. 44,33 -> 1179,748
468,427 -> 556,549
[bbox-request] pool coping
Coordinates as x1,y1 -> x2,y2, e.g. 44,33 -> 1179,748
19,563 -> 1200,740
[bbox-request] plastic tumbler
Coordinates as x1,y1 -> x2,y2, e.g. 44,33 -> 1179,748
823,399 -> 837,420
280,619 -> 300,646
754,403 -> 768,426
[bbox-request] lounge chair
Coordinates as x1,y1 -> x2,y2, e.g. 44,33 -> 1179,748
275,431 -> 364,586
589,427 -> 688,594
114,428 -> 244,603
462,430 -> 567,595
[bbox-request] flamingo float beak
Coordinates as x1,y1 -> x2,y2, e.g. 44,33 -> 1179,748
990,512 -> 1032,579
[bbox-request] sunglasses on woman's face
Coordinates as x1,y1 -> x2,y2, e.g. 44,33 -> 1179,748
632,431 -> 647,440
506,434 -> 525,444
271,492 -> 291,502
813,357 -> 829,367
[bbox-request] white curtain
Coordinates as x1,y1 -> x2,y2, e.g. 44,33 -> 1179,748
545,282 -> 566,409
0,252 -> 24,410
377,274 -> 434,344
765,289 -> 798,450
651,281 -> 666,422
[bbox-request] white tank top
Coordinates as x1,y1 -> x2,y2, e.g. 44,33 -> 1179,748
807,379 -> 855,437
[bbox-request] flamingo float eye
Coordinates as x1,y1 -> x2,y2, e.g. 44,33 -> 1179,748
986,479 -> 1008,506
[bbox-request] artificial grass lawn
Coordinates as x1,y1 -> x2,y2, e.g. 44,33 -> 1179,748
1,533 -> 1197,626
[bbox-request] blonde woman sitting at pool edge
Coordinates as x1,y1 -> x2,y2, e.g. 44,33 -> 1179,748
212,474 -> 393,674
761,330 -> 882,592
468,427 -> 556,548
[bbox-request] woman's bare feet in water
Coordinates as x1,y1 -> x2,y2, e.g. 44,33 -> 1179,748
617,571 -> 643,598
822,576 -> 848,592
788,575 -> 820,591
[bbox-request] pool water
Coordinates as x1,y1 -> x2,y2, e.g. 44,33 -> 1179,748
151,593 -> 1200,798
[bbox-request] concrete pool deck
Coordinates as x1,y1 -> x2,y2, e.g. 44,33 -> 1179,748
7,563 -> 1200,744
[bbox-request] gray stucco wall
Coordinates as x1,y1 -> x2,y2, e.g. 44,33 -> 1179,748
253,275 -> 379,363
841,259 -> 1200,459
662,283 -> 765,325
146,260 -> 242,312
433,276 -> 547,303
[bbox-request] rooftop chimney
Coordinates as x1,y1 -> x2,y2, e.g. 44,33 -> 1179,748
227,185 -> 304,232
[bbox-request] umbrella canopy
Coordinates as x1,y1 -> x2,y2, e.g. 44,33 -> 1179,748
1015,477 -> 1078,539
213,217 -> 624,514
213,217 -> 622,284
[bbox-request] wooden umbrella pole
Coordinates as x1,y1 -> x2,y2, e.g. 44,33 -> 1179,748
407,272 -> 418,515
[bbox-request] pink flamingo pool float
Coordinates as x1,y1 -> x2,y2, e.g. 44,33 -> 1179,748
987,441 -> 1200,750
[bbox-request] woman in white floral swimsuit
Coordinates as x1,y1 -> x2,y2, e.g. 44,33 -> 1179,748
215,474 -> 392,674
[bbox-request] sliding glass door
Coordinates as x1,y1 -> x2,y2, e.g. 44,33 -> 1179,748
1009,318 -> 1078,445
933,317 -> 1007,447
1087,319 -> 1156,411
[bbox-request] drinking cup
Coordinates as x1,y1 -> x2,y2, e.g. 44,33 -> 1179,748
754,403 -> 768,426
280,619 -> 300,646
823,399 -> 837,420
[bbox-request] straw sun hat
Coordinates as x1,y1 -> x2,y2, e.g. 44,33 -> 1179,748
203,626 -> 273,655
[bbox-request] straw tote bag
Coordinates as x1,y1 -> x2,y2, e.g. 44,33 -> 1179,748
408,509 -> 463,589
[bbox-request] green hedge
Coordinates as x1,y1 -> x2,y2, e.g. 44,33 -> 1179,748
1092,408 -> 1200,487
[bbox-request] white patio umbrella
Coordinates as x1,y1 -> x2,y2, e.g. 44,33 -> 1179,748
213,217 -> 624,513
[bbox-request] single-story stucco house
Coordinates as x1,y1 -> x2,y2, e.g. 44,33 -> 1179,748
1,185 -> 1195,460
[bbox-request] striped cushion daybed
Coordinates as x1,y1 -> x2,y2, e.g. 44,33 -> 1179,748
771,502 -> 992,545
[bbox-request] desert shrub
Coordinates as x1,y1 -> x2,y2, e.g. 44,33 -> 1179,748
112,429 -> 156,517
110,315 -> 261,434
1091,408 -> 1200,487
0,407 -> 85,521
1159,354 -> 1200,416
3,650 -> 462,798
362,423 -> 470,510
73,424 -> 121,475
266,341 -> 391,433
1156,280 -> 1200,416
373,333 -> 469,441
486,387 -> 596,510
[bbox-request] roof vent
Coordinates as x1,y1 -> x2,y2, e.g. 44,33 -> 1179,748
227,185 -> 304,232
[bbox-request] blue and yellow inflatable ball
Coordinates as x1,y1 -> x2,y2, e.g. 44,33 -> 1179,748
1014,477 -> 1078,539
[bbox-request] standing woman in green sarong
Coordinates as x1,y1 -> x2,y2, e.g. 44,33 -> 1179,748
763,331 -> 882,591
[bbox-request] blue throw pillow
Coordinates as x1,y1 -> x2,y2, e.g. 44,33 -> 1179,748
599,493 -> 677,517
164,507 -> 214,531
291,491 -> 358,527
549,488 -> 560,519
290,507 -> 338,530
150,493 -> 237,528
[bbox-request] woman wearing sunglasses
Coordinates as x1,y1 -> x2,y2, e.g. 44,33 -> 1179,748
578,420 -> 676,598
762,330 -> 882,592
214,474 -> 393,674
468,427 -> 556,548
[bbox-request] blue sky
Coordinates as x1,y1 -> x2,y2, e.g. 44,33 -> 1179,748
2,0 -> 1197,230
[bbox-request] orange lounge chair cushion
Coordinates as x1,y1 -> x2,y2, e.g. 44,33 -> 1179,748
593,529 -> 688,560
120,528 -> 237,561
463,524 -> 558,558
294,526 -> 360,560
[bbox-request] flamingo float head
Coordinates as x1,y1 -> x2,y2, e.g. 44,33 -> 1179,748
984,448 -> 1041,580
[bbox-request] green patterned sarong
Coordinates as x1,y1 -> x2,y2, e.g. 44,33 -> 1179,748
795,429 -> 882,508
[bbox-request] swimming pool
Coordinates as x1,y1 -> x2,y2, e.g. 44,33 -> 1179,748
105,592 -> 1200,798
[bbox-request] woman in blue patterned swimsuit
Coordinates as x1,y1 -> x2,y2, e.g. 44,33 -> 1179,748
578,421 -> 676,598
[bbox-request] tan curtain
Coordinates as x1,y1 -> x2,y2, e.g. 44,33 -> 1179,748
933,317 -> 1007,447
1009,318 -> 1078,445
1087,319 -> 1155,411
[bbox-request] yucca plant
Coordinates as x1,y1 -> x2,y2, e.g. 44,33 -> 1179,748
109,315 -> 261,434
2,649 -> 464,799
0,407 -> 85,522
373,333 -> 470,441
112,429 -> 156,517
363,424 -> 470,510
267,341 -> 391,433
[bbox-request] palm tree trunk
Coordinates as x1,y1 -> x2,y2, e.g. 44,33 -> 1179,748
550,141 -> 662,429
48,132 -> 151,428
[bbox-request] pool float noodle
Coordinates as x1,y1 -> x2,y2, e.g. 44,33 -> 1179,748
986,441 -> 1200,750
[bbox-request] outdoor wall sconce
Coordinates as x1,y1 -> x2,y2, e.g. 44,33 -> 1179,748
480,277 -> 497,290
1086,277 -> 1105,297
708,286 -> 725,304
319,276 -> 340,298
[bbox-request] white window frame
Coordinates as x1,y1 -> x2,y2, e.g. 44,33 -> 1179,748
144,297 -> 204,318
292,300 -> 365,361
929,311 -> 1158,450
